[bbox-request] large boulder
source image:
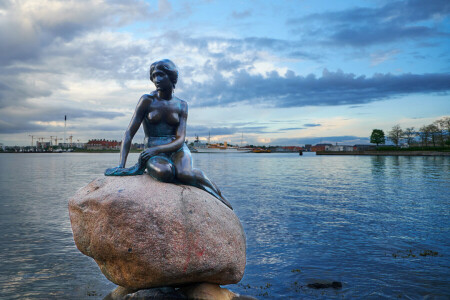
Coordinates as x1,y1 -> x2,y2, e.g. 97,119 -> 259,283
68,175 -> 246,289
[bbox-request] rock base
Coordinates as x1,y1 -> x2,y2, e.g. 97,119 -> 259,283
69,175 -> 246,289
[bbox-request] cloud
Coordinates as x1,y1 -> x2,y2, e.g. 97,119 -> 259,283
158,31 -> 320,64
288,0 -> 450,47
231,10 -> 251,19
187,124 -> 269,137
0,0 -> 151,66
184,68 -> 450,108
0,105 -> 125,134
1,0 -> 448,147
279,127 -> 305,131
370,49 -> 401,66
271,136 -> 371,146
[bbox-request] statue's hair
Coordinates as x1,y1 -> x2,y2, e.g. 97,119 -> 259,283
149,59 -> 178,88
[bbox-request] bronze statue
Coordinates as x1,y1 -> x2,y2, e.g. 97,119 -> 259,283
105,59 -> 232,210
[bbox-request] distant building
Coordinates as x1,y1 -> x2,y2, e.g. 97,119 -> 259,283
37,141 -> 51,149
132,143 -> 145,150
87,139 -> 121,150
273,146 -> 304,152
72,142 -> 86,149
325,145 -> 354,152
354,144 -> 377,151
311,143 -> 332,152
304,144 -> 312,152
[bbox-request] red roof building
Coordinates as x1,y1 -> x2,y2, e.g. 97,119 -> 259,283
86,139 -> 121,150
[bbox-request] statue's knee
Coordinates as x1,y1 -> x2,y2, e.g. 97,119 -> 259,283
176,170 -> 195,184
146,157 -> 175,182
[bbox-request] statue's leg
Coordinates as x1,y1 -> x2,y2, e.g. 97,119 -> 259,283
171,147 -> 233,210
146,155 -> 175,183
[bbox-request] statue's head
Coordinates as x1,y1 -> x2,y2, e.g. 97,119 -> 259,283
149,59 -> 178,88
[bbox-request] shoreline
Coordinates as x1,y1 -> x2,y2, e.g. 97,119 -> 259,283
316,151 -> 450,156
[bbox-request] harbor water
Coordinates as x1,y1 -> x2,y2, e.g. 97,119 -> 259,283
0,152 -> 449,299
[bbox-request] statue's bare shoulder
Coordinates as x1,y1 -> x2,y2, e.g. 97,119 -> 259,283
141,91 -> 157,102
173,96 -> 188,114
136,92 -> 156,111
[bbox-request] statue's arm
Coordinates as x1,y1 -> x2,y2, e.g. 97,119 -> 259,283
118,95 -> 150,168
140,101 -> 187,160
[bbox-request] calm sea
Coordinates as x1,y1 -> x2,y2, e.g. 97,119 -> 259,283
0,152 -> 449,299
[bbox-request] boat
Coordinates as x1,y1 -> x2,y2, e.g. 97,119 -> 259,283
191,135 -> 251,153
252,148 -> 271,153
194,142 -> 244,153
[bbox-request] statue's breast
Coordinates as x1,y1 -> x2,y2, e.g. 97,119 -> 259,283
147,109 -> 180,126
147,111 -> 162,123
166,112 -> 180,126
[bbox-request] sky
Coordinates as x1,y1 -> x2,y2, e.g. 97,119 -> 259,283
0,0 -> 449,147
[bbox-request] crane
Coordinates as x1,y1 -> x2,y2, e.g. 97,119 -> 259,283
36,137 -> 45,149
55,137 -> 63,146
28,135 -> 36,147
68,135 -> 73,147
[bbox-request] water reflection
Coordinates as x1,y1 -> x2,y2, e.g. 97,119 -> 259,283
370,155 -> 386,175
0,153 -> 449,299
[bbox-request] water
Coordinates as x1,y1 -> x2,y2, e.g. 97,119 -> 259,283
0,152 -> 449,299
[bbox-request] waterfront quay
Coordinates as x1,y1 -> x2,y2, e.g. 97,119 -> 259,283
316,150 -> 450,156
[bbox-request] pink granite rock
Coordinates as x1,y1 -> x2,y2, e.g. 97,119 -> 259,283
68,175 -> 246,289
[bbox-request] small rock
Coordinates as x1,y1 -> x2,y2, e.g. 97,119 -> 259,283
103,286 -> 186,300
307,281 -> 342,289
180,283 -> 236,300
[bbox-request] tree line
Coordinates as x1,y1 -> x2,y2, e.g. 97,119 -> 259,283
370,116 -> 450,147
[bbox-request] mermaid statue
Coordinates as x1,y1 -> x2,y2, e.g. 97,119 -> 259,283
105,59 -> 232,210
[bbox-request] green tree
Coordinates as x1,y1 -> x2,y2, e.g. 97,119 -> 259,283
418,125 -> 431,147
428,123 -> 440,147
403,127 -> 416,146
433,118 -> 447,146
387,124 -> 403,147
438,117 -> 450,146
370,129 -> 385,146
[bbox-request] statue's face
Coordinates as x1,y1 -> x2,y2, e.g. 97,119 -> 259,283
152,69 -> 172,92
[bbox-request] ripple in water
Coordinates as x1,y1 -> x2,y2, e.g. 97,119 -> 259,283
0,153 -> 448,299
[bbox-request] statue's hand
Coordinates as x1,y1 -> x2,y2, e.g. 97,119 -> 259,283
139,148 -> 158,163
105,162 -> 145,176
105,166 -> 127,176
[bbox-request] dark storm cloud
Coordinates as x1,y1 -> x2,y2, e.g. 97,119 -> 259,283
183,68 -> 450,108
288,0 -> 450,47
